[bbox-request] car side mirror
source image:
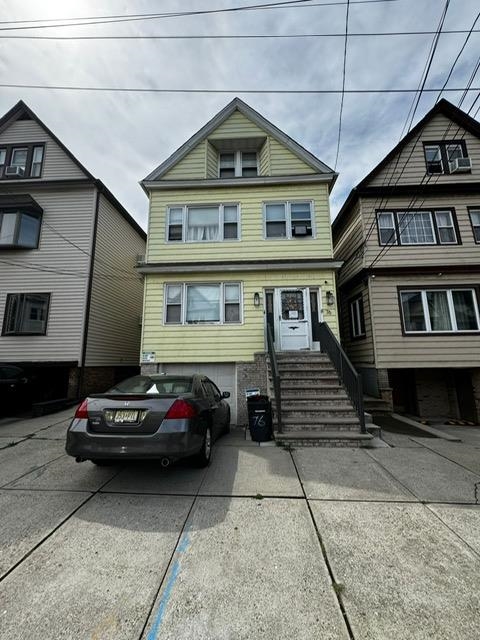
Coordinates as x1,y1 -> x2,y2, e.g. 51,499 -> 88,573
222,391 -> 230,398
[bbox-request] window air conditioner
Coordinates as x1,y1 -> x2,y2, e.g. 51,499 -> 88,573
292,225 -> 312,236
449,157 -> 472,173
5,165 -> 25,177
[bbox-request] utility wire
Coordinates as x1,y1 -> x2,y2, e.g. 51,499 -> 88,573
0,0 -> 400,32
1,29 -> 478,41
334,0 -> 350,171
0,84 -> 478,94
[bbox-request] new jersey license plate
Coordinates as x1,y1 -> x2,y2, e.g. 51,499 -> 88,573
114,409 -> 139,424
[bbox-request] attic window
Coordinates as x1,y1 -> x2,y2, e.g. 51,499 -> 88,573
219,151 -> 258,178
424,141 -> 469,174
0,144 -> 45,179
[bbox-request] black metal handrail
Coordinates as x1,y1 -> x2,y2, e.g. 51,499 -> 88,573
318,322 -> 366,433
266,325 -> 282,433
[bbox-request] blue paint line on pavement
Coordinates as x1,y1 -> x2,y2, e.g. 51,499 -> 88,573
147,529 -> 191,640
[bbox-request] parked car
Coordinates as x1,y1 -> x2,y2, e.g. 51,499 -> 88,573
65,374 -> 230,467
0,365 -> 32,413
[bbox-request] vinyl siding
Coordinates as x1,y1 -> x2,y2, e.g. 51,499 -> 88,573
0,119 -> 86,181
162,142 -> 206,180
339,281 -> 375,368
142,269 -> 339,363
333,201 -> 365,285
269,137 -> 316,176
158,110 -> 317,180
259,139 -> 270,176
369,113 -> 480,186
84,193 -> 146,367
370,272 -> 480,368
148,183 -> 333,263
0,186 -> 95,363
208,110 -> 266,139
206,141 -> 218,179
362,194 -> 480,269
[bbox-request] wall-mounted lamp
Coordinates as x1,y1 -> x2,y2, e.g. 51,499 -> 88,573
253,292 -> 261,307
326,290 -> 335,306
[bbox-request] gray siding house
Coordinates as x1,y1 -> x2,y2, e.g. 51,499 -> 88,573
0,101 -> 146,406
333,99 -> 480,422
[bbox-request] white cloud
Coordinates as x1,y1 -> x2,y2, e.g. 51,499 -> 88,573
0,0 -> 479,227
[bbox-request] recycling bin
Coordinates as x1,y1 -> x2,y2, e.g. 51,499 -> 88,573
247,394 -> 273,442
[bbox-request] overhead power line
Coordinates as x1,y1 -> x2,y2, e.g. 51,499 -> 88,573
1,29 -> 478,41
0,0 -> 400,32
1,84 -> 478,95
334,0 -> 350,171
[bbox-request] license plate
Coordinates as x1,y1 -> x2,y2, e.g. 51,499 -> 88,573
114,409 -> 139,424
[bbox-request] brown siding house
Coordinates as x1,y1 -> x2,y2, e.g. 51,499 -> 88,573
333,99 -> 480,422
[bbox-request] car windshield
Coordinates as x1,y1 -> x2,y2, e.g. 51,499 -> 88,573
107,375 -> 193,395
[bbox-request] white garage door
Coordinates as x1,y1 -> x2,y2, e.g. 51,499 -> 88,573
162,363 -> 237,424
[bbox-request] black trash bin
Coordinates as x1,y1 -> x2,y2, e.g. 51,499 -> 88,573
247,394 -> 272,442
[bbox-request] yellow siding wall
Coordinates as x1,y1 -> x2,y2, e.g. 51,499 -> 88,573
208,110 -> 265,139
142,270 -> 339,363
163,142 -> 206,179
158,109 -> 317,180
269,137 -> 316,175
148,183 -> 333,262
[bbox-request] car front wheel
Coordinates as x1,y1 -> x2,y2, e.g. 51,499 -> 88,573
192,426 -> 212,467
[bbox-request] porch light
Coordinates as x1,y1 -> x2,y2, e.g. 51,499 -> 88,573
326,290 -> 335,306
253,292 -> 261,307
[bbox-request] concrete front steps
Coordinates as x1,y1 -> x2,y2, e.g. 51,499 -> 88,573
268,352 -> 372,448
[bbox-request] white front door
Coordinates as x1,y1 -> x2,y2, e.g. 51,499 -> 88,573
276,288 -> 311,351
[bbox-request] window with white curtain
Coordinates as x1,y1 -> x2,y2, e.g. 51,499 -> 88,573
165,283 -> 241,324
166,204 -> 239,242
400,288 -> 479,333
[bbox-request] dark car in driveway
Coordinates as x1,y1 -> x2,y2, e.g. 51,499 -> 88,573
65,374 -> 230,467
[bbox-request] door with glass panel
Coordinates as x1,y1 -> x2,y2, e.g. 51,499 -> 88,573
275,288 -> 310,350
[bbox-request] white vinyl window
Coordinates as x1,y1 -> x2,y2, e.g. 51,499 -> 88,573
264,201 -> 314,239
219,151 -> 258,178
400,289 -> 480,333
166,204 -> 239,242
3,293 -> 50,335
424,141 -> 468,174
377,210 -> 458,246
165,283 -> 242,325
31,147 -> 44,177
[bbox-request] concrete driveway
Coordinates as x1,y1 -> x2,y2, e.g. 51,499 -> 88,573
0,410 -> 479,640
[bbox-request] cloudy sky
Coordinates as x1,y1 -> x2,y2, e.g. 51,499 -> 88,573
0,0 -> 478,229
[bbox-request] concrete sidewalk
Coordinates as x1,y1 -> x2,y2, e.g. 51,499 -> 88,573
0,411 -> 479,639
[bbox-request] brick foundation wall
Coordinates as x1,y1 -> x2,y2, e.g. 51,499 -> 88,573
236,353 -> 268,426
470,369 -> 480,423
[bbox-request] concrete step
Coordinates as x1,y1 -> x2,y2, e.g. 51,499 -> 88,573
280,380 -> 343,390
275,431 -> 372,447
277,407 -> 358,419
277,372 -> 340,381
275,362 -> 335,371
278,415 -> 361,428
281,393 -> 349,402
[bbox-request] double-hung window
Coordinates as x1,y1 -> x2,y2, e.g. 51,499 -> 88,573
166,204 -> 239,242
377,209 -> 458,246
400,288 -> 480,333
469,208 -> 480,243
424,141 -> 469,174
350,295 -> 366,338
264,201 -> 313,239
165,283 -> 242,325
2,293 -> 50,335
0,144 -> 45,179
219,152 -> 258,178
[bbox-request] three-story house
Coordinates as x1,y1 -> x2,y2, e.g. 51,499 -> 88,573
139,98 -> 350,429
333,99 -> 480,423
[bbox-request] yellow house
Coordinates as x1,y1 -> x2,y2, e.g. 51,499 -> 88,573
139,98 -> 346,427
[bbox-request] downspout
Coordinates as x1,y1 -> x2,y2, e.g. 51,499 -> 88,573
77,187 -> 100,398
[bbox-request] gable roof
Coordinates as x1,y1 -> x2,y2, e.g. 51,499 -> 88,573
0,100 -> 145,240
332,98 -> 480,234
142,97 -> 336,182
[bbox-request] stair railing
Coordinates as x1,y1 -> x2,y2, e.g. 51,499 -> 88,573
266,325 -> 282,434
318,322 -> 366,433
